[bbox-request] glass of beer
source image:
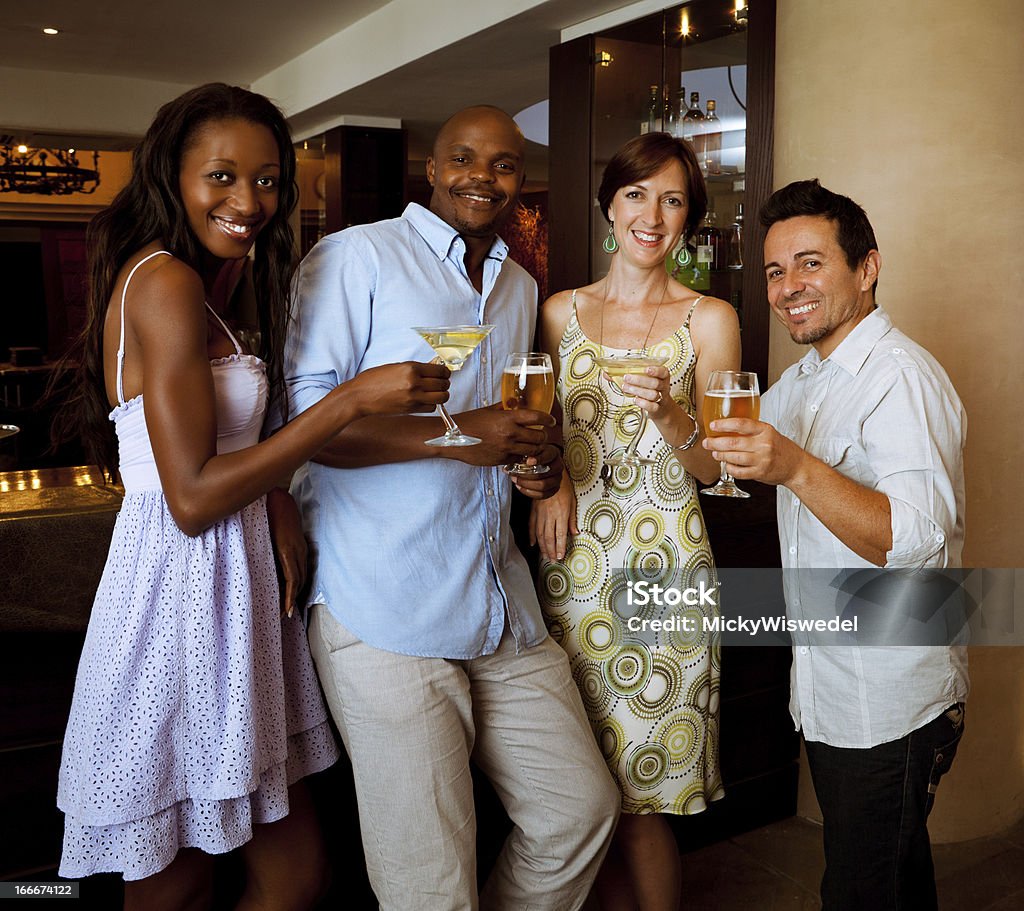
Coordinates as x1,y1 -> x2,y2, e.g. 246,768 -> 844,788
501,352 -> 555,476
700,369 -> 760,498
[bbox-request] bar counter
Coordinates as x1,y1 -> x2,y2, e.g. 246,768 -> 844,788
0,465 -> 122,633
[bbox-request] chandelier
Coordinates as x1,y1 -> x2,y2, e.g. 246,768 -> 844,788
0,143 -> 100,196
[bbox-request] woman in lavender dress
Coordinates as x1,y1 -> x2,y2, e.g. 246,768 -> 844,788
53,84 -> 449,909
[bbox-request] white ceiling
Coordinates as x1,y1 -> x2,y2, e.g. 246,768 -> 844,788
0,0 -> 637,174
0,0 -> 391,84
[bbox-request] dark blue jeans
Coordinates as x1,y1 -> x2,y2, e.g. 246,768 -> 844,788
804,704 -> 965,911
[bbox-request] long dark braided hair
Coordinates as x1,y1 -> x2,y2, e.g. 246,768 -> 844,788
51,83 -> 298,480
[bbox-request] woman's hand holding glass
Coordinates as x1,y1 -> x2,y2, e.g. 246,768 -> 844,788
619,364 -> 673,417
343,361 -> 451,418
596,354 -> 670,467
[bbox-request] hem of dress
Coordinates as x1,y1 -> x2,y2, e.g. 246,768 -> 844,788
58,723 -> 339,881
620,786 -> 726,818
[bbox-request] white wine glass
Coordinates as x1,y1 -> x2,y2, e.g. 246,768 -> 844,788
501,352 -> 555,476
412,324 -> 494,446
700,369 -> 760,498
595,353 -> 669,467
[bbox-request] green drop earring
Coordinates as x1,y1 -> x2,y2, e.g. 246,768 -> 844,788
674,240 -> 693,268
603,223 -> 619,254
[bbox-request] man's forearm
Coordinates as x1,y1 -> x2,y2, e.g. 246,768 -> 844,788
787,454 -> 893,566
313,415 -> 444,468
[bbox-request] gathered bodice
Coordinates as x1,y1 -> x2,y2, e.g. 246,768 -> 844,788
112,355 -> 267,492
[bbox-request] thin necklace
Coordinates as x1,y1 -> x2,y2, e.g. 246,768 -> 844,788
596,276 -> 671,493
598,275 -> 672,354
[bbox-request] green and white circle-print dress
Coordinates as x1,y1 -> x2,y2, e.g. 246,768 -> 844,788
540,292 -> 724,816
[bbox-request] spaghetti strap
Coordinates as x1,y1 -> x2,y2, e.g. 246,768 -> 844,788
570,288 -> 579,318
683,295 -> 705,331
204,305 -> 244,356
116,250 -> 172,406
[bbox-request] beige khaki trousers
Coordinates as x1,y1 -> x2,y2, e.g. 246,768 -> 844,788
308,605 -> 619,911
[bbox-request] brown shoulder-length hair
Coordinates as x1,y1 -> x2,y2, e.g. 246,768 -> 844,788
597,132 -> 707,241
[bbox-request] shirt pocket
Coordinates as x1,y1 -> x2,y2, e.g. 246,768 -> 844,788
808,436 -> 870,487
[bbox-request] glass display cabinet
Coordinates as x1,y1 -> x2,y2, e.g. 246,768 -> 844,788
549,0 -> 775,387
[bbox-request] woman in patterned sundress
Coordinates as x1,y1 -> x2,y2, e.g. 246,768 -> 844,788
531,132 -> 741,910
51,84 -> 449,909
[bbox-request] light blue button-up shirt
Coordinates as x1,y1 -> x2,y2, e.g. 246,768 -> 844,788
283,203 -> 546,659
761,308 -> 969,747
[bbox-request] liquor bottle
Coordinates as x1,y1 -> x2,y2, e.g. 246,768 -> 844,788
696,210 -> 720,271
666,88 -> 687,138
726,202 -> 744,270
681,91 -> 706,173
641,85 -> 660,134
704,99 -> 722,175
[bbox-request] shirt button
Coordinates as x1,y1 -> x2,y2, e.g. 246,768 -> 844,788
809,404 -> 818,412
488,535 -> 495,543
486,487 -> 494,496
891,347 -> 904,354
481,355 -> 488,364
936,533 -> 945,543
789,546 -> 797,555
799,647 -> 809,655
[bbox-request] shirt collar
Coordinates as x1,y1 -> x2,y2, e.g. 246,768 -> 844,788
402,202 -> 509,264
798,307 -> 892,377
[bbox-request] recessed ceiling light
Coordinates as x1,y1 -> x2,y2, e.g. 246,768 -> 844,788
42,27 -> 60,36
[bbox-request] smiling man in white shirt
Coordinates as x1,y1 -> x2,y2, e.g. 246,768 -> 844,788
705,179 -> 968,911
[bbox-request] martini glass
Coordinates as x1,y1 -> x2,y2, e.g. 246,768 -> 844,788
412,324 -> 494,446
595,353 -> 670,467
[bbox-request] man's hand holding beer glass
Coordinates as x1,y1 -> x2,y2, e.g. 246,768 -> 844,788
701,413 -> 810,490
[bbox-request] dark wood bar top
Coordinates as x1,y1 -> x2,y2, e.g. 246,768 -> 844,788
0,465 -> 122,632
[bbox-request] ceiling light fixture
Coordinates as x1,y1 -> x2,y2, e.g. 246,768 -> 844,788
0,144 -> 100,196
42,27 -> 60,35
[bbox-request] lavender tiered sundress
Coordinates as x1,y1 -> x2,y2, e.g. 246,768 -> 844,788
57,251 -> 339,881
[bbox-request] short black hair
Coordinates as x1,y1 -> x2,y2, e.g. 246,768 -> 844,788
760,179 -> 877,272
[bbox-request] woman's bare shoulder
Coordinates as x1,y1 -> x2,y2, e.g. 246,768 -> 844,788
118,251 -> 206,343
539,287 -> 577,330
688,294 -> 740,333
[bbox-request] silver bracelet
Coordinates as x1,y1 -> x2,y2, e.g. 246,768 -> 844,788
669,414 -> 700,451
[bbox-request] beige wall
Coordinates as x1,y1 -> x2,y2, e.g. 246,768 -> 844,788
774,0 -> 1024,841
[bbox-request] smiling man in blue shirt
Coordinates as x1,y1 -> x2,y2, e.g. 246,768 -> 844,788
283,106 -> 618,910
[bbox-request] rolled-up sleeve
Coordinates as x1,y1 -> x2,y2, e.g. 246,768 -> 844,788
281,233 -> 375,422
862,364 -> 965,569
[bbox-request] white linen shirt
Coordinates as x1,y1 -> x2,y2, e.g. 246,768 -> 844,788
761,307 -> 969,747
